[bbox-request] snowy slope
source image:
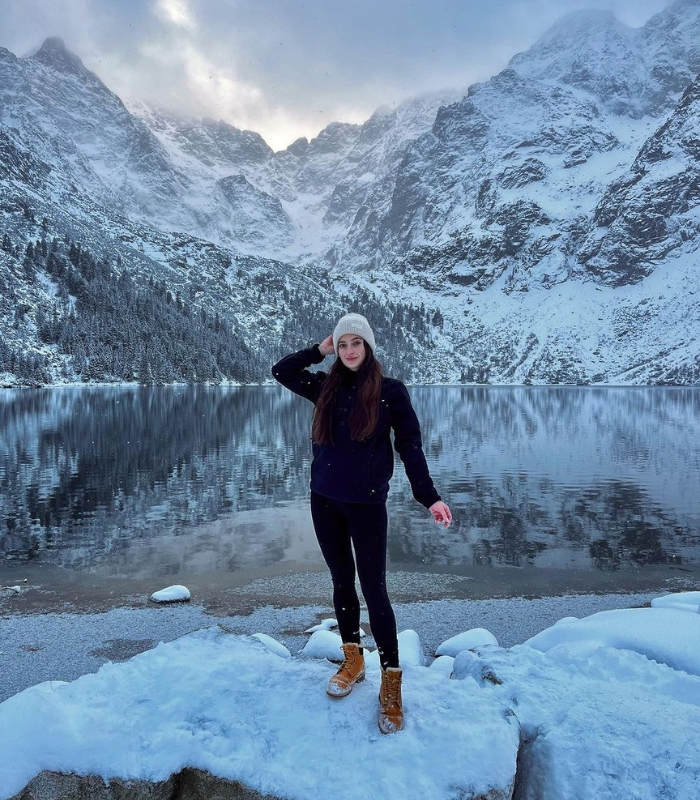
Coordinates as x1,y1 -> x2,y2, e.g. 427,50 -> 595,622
127,91 -> 460,260
0,38 -> 185,221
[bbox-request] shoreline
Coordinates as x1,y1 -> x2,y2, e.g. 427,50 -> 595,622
0,580 -> 668,704
1,560 -> 696,617
3,381 -> 700,390
2,560 -> 696,704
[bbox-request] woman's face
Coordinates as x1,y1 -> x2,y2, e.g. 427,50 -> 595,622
337,334 -> 365,371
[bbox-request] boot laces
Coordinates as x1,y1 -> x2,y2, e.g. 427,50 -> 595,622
383,674 -> 400,706
339,645 -> 359,675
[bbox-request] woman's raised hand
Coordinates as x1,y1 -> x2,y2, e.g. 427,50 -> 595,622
429,501 -> 452,528
318,335 -> 335,356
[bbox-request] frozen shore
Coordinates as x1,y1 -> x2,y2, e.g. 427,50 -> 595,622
0,591 -> 661,702
1,591 -> 699,800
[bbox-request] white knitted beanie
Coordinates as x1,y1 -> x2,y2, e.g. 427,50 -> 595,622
332,313 -> 376,353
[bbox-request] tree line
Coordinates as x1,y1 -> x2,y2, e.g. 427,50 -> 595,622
2,235 -> 256,384
1,231 -> 447,385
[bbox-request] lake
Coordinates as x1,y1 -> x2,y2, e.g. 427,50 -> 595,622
1,385 -> 699,610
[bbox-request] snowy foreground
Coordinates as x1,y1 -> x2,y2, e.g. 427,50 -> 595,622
1,594 -> 700,800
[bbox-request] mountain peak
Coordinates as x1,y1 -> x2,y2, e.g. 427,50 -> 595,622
511,7 -> 633,69
30,37 -> 91,78
540,8 -> 623,37
506,7 -> 645,113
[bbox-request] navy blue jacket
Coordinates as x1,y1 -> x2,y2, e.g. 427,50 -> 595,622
272,345 -> 441,509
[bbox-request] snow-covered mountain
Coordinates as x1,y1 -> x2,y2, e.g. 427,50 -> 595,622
128,90 -> 462,260
1,0 -> 700,385
323,0 -> 700,384
333,1 -> 700,280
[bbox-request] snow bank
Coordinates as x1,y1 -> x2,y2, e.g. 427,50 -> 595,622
2,596 -> 700,799
526,606 -> 700,676
651,591 -> 700,614
483,639 -> 700,800
445,599 -> 700,799
0,629 -> 519,800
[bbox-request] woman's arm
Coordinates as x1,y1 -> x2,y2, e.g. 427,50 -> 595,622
390,383 -> 452,526
271,339 -> 331,403
390,383 -> 442,509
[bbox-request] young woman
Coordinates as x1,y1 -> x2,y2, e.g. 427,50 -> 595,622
272,312 -> 451,734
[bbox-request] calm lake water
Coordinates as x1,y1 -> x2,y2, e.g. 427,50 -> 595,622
1,385 -> 699,588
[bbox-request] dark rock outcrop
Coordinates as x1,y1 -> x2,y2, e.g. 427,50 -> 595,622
9,768 -> 277,800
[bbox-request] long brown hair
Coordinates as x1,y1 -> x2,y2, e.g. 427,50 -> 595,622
312,346 -> 383,444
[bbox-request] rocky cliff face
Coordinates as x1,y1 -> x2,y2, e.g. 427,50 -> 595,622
579,74 -> 700,285
127,92 -> 458,258
0,38 -> 185,218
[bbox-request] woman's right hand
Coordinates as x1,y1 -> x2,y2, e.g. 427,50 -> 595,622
318,335 -> 335,356
429,501 -> 452,528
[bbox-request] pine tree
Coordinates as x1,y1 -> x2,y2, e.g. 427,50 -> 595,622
139,349 -> 153,385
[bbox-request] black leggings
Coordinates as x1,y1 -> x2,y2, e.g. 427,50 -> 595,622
310,492 -> 399,669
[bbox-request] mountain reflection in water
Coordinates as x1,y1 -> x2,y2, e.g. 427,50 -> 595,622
1,385 -> 698,577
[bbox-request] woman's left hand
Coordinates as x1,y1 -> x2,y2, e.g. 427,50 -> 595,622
429,501 -> 452,528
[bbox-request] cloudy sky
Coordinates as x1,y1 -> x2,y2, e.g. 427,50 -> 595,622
3,0 -> 671,150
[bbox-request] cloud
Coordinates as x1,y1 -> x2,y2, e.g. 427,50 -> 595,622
130,35 -> 269,131
153,0 -> 196,30
0,0 -> 672,150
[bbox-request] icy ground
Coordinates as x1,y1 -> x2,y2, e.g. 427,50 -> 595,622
0,592 -> 663,702
1,593 -> 699,799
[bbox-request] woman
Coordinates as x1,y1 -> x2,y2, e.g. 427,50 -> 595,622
272,312 -> 451,734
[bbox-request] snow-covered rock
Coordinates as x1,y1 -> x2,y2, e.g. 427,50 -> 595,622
0,628 -> 520,800
150,585 -> 191,603
252,633 -> 291,659
428,655 -> 455,676
486,640 -> 700,800
304,618 -> 338,633
452,650 -> 504,686
397,629 -> 424,666
453,602 -> 700,798
300,629 -> 344,660
436,628 -> 499,657
365,629 -> 424,671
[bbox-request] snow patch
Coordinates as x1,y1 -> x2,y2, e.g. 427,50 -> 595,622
149,585 -> 191,603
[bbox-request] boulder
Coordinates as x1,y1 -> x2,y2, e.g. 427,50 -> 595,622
9,768 -> 279,800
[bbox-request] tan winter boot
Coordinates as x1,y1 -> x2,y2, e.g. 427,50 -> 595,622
327,643 -> 365,698
378,667 -> 403,734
